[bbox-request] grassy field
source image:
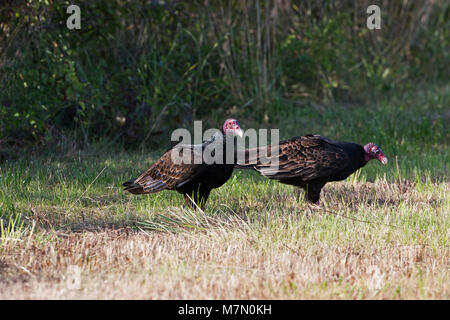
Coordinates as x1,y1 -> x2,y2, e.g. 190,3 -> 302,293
0,85 -> 448,299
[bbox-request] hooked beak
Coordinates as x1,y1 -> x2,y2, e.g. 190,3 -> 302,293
235,127 -> 243,138
379,155 -> 388,165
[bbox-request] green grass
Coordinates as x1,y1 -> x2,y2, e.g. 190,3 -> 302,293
0,85 -> 448,299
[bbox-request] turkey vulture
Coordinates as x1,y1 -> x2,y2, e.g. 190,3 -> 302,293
235,135 -> 387,204
123,119 -> 243,209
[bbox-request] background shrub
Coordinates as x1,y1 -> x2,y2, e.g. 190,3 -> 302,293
0,0 -> 448,151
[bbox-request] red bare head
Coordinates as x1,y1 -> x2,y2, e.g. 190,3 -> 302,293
223,118 -> 243,137
364,143 -> 388,165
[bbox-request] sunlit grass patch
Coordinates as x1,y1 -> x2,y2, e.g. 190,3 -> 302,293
0,86 -> 448,298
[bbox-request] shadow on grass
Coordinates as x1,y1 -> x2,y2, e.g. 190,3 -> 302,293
2,152 -> 447,235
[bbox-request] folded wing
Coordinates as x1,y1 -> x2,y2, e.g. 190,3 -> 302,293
123,145 -> 208,194
236,135 -> 350,182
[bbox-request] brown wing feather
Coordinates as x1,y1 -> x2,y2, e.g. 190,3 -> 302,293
133,146 -> 207,192
239,135 -> 350,182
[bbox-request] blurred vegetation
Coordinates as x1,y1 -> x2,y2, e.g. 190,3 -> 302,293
0,0 -> 448,154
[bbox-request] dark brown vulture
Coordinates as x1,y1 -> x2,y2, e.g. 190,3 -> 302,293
123,119 -> 243,209
235,134 -> 387,204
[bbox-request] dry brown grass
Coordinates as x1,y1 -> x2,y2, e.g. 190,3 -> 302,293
0,229 -> 448,299
0,179 -> 448,299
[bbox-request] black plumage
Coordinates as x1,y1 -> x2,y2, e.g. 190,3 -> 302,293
235,134 -> 387,204
123,119 -> 243,209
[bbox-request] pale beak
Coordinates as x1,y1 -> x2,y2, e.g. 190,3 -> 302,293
379,155 -> 388,165
235,128 -> 243,138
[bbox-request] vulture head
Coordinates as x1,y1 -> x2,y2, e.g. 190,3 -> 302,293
364,143 -> 388,165
223,118 -> 243,138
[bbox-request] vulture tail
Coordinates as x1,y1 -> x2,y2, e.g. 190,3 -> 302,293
233,163 -> 255,170
122,179 -> 146,194
122,177 -> 168,194
234,146 -> 277,170
234,148 -> 256,170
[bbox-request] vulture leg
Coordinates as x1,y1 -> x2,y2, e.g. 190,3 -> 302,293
196,187 -> 211,210
305,181 -> 326,204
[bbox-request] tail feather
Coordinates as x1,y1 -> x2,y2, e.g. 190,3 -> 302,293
122,178 -> 145,194
234,148 -> 257,169
122,179 -> 137,188
142,178 -> 168,193
123,177 -> 168,194
233,163 -> 255,169
234,145 -> 278,169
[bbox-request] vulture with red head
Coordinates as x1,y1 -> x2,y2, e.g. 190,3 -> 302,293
123,119 -> 243,209
235,134 -> 387,204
